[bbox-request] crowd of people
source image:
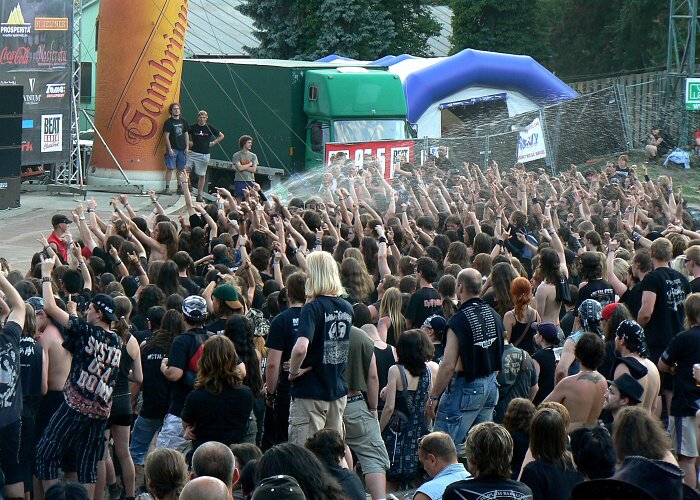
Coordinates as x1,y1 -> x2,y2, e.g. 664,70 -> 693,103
3,136 -> 700,500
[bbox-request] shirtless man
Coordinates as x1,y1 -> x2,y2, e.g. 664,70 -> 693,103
544,332 -> 607,432
613,320 -> 660,414
534,217 -> 568,325
556,299 -> 603,384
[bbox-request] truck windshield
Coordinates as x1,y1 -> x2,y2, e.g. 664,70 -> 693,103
332,120 -> 405,143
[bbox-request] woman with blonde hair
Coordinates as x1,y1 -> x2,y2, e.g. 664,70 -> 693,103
287,250 -> 353,446
144,448 -> 188,500
181,335 -> 254,452
378,287 -> 406,346
503,277 -> 541,355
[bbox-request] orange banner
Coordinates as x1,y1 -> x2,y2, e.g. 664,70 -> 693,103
90,0 -> 188,178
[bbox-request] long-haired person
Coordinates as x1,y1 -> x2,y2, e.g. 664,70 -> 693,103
144,448 -> 188,500
377,287 -> 406,346
287,251 -> 353,446
612,406 -> 678,466
503,277 -> 541,355
520,408 -> 584,500
503,398 -> 536,479
380,329 -> 437,490
130,310 -> 184,480
181,335 -> 254,452
97,295 -> 142,500
341,256 -> 374,305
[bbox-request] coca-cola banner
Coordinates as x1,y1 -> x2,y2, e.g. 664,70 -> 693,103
0,0 -> 71,165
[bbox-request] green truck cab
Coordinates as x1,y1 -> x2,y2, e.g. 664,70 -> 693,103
180,59 -> 408,175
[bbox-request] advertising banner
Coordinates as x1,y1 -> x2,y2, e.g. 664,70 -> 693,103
516,117 -> 547,163
325,139 -> 415,179
89,0 -> 189,185
0,0 -> 71,165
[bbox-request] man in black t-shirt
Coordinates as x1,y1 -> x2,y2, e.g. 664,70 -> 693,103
187,110 -> 224,202
288,252 -> 352,446
638,238 -> 690,364
659,295 -> 700,490
265,272 -> 306,446
163,102 -> 190,195
443,422 -> 533,500
406,257 -> 442,329
576,252 -> 615,312
428,269 -> 504,456
0,271 -> 26,500
158,295 -> 209,455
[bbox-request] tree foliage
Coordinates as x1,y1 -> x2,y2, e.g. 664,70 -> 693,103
450,0 -> 668,79
237,0 -> 440,60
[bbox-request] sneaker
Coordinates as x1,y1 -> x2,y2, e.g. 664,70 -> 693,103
196,194 -> 203,203
161,188 -> 171,195
108,481 -> 122,500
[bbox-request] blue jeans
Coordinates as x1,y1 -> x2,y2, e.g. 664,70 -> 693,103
130,416 -> 163,465
434,373 -> 499,455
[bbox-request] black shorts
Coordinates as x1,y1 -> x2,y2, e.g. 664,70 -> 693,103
19,413 -> 37,491
0,419 -> 22,485
108,412 -> 133,427
37,390 -> 64,431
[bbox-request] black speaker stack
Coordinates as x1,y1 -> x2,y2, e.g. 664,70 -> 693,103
0,85 -> 21,209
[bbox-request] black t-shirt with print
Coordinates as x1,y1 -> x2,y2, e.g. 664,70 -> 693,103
661,326 -> 700,417
179,276 -> 201,297
520,460 -> 583,500
444,477 -> 533,500
620,281 -> 643,319
62,316 -> 122,419
266,306 -> 301,394
140,340 -> 171,419
163,117 -> 190,151
0,321 -> 22,427
448,298 -> 504,383
576,279 -> 615,311
167,327 -> 209,418
532,347 -> 556,405
181,383 -> 253,451
189,123 -> 220,154
691,277 -> 700,294
20,336 -> 44,417
641,267 -> 690,359
292,296 -> 353,401
206,318 -> 228,336
405,286 -> 443,327
495,344 -> 537,422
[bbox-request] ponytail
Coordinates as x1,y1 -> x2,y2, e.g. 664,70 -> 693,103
114,316 -> 131,343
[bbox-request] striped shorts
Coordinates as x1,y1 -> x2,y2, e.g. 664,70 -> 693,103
34,403 -> 108,484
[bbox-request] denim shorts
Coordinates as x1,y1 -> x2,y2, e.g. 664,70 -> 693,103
434,373 -> 498,455
129,416 -> 163,465
165,149 -> 187,170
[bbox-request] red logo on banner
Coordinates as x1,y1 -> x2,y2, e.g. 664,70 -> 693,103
325,140 -> 415,180
0,46 -> 30,65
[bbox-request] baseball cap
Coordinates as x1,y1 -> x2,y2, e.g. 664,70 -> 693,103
252,475 -> 305,500
601,302 -> 621,321
51,214 -> 72,227
578,299 -> 602,324
608,373 -> 644,404
213,284 -> 244,311
91,293 -> 118,322
422,314 -> 447,336
26,296 -> 44,313
182,295 -> 208,323
532,322 -> 559,344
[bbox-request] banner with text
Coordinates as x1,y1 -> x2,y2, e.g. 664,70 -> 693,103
325,139 -> 415,179
516,117 -> 547,163
0,0 -> 71,165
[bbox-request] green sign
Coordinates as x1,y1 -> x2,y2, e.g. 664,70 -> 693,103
686,78 -> 700,110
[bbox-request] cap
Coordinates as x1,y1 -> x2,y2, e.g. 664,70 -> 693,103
252,475 -> 305,500
601,302 -> 621,321
422,314 -> 447,336
213,284 -> 244,311
532,321 -> 559,344
26,296 -> 44,313
182,295 -> 208,323
51,214 -> 72,227
91,293 -> 118,322
609,373 -> 644,404
578,299 -> 602,323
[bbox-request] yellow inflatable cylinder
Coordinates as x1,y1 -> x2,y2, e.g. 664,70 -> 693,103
89,0 -> 189,187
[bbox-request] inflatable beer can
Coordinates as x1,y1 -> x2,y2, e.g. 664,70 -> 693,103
89,0 -> 189,187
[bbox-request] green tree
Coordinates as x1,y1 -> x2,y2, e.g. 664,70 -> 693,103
238,0 -> 440,60
450,0 -> 549,62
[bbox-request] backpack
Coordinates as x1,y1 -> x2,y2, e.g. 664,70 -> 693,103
183,329 -> 211,387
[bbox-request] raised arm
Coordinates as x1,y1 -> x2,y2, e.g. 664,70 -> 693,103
40,257 -> 70,328
0,266 -> 25,328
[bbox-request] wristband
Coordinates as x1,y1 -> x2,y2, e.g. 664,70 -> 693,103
429,395 -> 440,402
79,216 -> 86,221
644,175 -> 650,182
43,244 -> 50,250
547,227 -> 555,235
387,239 -> 394,246
681,228 -> 685,235
42,276 -> 52,283
631,231 -> 642,242
124,202 -> 129,207
378,236 -> 388,244
87,208 -> 95,213
290,370 -> 300,376
114,259 -> 123,266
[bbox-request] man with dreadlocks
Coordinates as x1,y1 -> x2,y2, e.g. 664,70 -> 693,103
612,320 -> 660,413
